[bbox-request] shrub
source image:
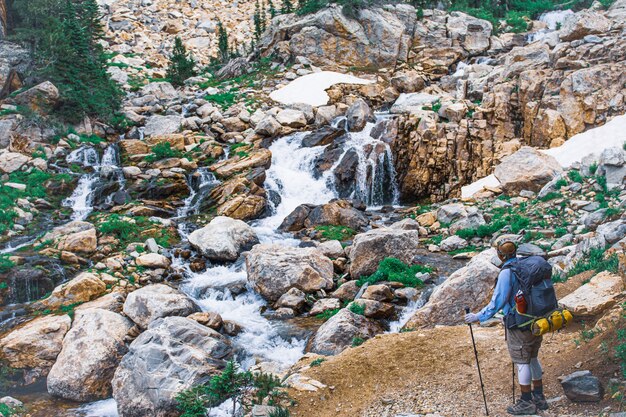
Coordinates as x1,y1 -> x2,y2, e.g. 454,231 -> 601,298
310,358 -> 325,367
269,408 -> 291,417
351,336 -> 365,347
554,227 -> 567,238
539,192 -> 562,202
568,170 -> 583,183
315,308 -> 340,320
567,248 -> 619,278
314,225 -> 357,241
144,142 -> 182,162
167,36 -> 196,87
356,257 -> 431,287
589,162 -> 598,175
205,92 -> 237,110
0,256 -> 14,274
555,178 -> 568,189
348,302 -> 365,316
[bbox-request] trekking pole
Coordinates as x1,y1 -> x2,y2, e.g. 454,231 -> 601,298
465,307 -> 489,416
505,328 -> 515,403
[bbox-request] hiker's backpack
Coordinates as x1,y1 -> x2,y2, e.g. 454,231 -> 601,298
503,256 -> 572,335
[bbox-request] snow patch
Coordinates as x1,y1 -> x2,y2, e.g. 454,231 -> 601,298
461,174 -> 501,199
269,71 -> 375,107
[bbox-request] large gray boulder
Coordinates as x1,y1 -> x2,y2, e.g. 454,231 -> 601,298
123,284 -> 198,328
47,309 -> 133,401
494,147 -> 563,194
245,244 -> 334,302
188,216 -> 259,262
446,12 -> 492,55
346,99 -> 374,132
405,249 -> 500,328
348,228 -> 420,278
308,309 -> 383,355
559,10 -> 611,42
436,203 -> 486,233
279,200 -> 368,233
143,115 -> 183,137
112,317 -> 232,417
559,370 -> 604,402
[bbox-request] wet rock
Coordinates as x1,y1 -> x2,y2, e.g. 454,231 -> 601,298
333,149 -> 359,197
188,216 -> 259,262
47,308 -> 133,401
112,317 -> 232,417
559,370 -> 604,402
187,312 -> 223,330
346,99 -> 374,132
211,149 -> 272,177
559,271 -> 624,316
405,249 -> 500,328
308,309 -> 383,356
246,244 -> 334,302
39,272 -> 107,310
0,315 -> 71,382
123,284 -> 199,328
301,127 -> 345,148
348,228 -> 420,278
494,147 -> 563,194
276,287 -> 307,311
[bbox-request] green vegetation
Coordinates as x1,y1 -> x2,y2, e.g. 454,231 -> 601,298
568,170 -> 584,183
539,192 -> 562,202
357,257 -> 431,287
9,0 -> 122,123
567,248 -> 619,278
144,142 -> 183,163
348,302 -> 366,316
314,225 -> 357,241
310,358 -> 325,367
351,336 -> 365,347
205,92 -> 238,110
554,227 -> 568,238
167,37 -> 197,87
589,162 -> 598,175
456,212 -> 530,240
175,361 -> 289,417
95,214 -> 178,248
555,178 -> 568,189
268,408 -> 291,417
315,308 -> 340,320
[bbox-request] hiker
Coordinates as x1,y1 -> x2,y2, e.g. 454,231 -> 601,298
464,241 -> 549,416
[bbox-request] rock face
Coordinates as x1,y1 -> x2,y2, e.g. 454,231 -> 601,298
246,244 -> 334,302
279,200 -> 368,233
308,309 -> 383,355
47,309 -> 133,401
0,315 -> 71,382
405,249 -> 500,328
143,115 -> 183,137
559,10 -> 611,41
39,272 -> 107,310
348,228 -> 420,278
123,284 -> 198,328
494,147 -> 563,193
112,317 -> 232,417
559,271 -> 624,316
188,216 -> 259,262
560,370 -> 604,402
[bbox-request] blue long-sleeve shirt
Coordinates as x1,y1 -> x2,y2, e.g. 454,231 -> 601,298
477,258 -> 517,323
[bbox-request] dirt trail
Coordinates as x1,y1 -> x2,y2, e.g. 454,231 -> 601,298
288,319 -> 621,417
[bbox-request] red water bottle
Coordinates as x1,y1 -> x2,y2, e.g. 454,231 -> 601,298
515,290 -> 527,313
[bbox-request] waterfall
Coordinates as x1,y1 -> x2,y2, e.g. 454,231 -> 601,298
73,398 -> 118,417
527,10 -> 574,43
63,144 -> 123,221
176,168 -> 220,239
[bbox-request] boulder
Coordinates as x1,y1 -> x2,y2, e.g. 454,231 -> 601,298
355,299 -> 395,319
140,82 -> 178,101
40,272 -> 106,310
187,312 -> 223,330
255,115 -> 282,137
361,284 -> 394,302
0,152 -> 29,174
559,10 -> 611,42
246,244 -> 334,302
308,309 -> 383,355
276,109 -> 307,128
390,93 -> 438,114
348,228 -> 420,278
112,317 -> 232,417
120,139 -> 150,156
135,253 -> 170,269
0,315 -> 71,381
559,370 -> 604,402
47,309 -> 133,401
436,203 -> 485,234
310,298 -> 342,316
301,127 -> 344,148
143,115 -> 183,137
12,81 -> 59,113
440,235 -> 468,252
211,149 -> 272,177
123,284 -> 198,328
188,216 -> 259,262
559,271 -> 624,316
279,200 -> 368,232
276,287 -> 307,311
390,70 -> 425,93
346,99 -> 373,132
57,228 -> 97,253
596,220 -> 626,245
446,12 -> 492,55
494,147 -> 563,194
405,249 -> 500,328
331,280 -> 359,302
316,240 -> 344,259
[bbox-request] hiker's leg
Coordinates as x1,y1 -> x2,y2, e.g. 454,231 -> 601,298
517,363 -> 532,401
530,357 -> 549,410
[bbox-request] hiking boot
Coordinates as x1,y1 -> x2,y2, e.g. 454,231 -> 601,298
506,399 -> 537,415
533,393 -> 549,411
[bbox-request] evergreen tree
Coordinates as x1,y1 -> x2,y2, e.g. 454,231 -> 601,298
166,36 -> 196,86
268,0 -> 277,17
253,0 -> 263,41
260,0 -> 267,32
281,0 -> 293,13
217,20 -> 229,62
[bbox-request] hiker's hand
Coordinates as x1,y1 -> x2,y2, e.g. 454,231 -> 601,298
464,313 -> 479,323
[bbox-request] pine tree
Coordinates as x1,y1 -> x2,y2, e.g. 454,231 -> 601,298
253,0 -> 263,41
268,0 -> 277,17
167,36 -> 196,87
217,20 -> 229,63
260,0 -> 267,32
281,0 -> 293,13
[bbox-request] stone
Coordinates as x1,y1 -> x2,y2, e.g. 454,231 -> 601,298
40,272 -> 107,310
276,287 -> 307,311
12,81 -> 59,113
301,127 -> 344,147
440,235 -> 468,252
57,227 -> 97,253
135,253 -> 170,269
310,298 -> 342,316
0,152 -> 29,173
187,312 -> 223,330
315,105 -> 337,126
581,209 -> 609,230
279,200 -> 368,233
143,115 -> 183,137
416,211 -> 437,227
361,284 -> 394,302
390,70 -> 425,93
75,292 -> 126,313
559,10 -> 611,42
308,309 -> 383,355
47,309 -> 133,401
211,149 -> 272,177
317,240 -> 344,259
596,220 -> 626,244
0,315 -> 71,381
188,216 -> 259,262
494,147 -> 563,194
355,299 -> 395,319
123,284 -> 199,328
346,99 -> 373,132
331,280 -> 359,302
390,93 -> 438,114
437,204 -> 485,234
348,228 -> 420,278
446,12 -> 492,54
246,244 -> 334,302
559,271 -> 624,316
140,82 -> 178,101
255,115 -> 282,137
112,317 -> 232,417
559,370 -> 604,402
405,249 -> 500,328
276,109 -> 307,128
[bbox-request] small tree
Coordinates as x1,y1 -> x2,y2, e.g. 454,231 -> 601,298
217,20 -> 229,63
166,36 -> 196,86
282,0 -> 294,13
253,0 -> 263,41
268,0 -> 277,17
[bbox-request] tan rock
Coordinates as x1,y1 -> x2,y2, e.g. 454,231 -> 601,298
211,149 -> 272,178
40,272 -> 107,310
57,228 -> 97,253
560,271 -> 624,316
135,253 -> 170,269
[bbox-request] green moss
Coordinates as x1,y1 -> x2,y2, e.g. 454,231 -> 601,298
348,302 -> 365,316
144,142 -> 182,163
567,248 -> 619,278
314,225 -> 357,241
357,257 -> 431,287
568,170 -> 583,183
315,308 -> 340,320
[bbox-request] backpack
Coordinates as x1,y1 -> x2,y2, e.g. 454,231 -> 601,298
503,256 -> 560,332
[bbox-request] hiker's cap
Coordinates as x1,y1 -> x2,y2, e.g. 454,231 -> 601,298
497,240 -> 517,258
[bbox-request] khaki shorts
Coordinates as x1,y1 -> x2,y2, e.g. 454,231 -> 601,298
506,327 -> 543,364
